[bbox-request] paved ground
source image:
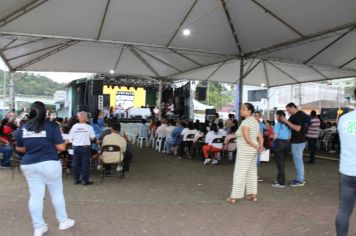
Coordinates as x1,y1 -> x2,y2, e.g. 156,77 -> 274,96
0,147 -> 355,236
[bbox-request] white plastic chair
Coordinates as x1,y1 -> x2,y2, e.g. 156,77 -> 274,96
155,137 -> 163,152
137,136 -> 148,148
148,132 -> 155,148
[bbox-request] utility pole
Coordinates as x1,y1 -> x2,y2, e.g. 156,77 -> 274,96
8,72 -> 15,111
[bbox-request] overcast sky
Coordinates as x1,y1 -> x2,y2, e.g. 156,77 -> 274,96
0,57 -> 92,84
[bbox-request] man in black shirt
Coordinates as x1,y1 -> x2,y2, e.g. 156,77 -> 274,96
281,102 -> 308,187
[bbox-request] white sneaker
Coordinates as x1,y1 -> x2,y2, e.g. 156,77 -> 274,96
34,224 -> 48,236
203,159 -> 211,165
211,159 -> 218,165
59,218 -> 75,230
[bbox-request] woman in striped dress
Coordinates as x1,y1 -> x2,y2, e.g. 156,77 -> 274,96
226,103 -> 264,203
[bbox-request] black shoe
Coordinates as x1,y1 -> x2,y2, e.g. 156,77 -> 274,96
73,180 -> 81,185
120,172 -> 126,179
82,181 -> 94,185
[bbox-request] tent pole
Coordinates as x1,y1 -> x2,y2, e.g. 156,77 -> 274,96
158,79 -> 162,120
239,58 -> 244,123
299,84 -> 302,109
266,88 -> 270,120
234,82 -> 239,119
207,81 -> 209,106
235,58 -> 244,123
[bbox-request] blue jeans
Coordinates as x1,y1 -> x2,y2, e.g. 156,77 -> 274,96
164,138 -> 173,153
21,161 -> 68,229
0,145 -> 12,167
73,146 -> 91,182
336,173 -> 356,236
307,138 -> 317,162
291,142 -> 306,183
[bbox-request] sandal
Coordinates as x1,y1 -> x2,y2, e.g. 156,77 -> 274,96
226,197 -> 237,204
249,197 -> 258,202
246,195 -> 258,202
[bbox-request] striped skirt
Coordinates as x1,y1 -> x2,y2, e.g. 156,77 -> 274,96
230,147 -> 258,199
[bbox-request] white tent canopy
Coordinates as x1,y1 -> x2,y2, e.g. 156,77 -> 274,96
1,0 -> 356,87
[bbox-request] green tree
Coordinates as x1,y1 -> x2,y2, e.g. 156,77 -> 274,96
0,70 -> 66,96
197,81 -> 235,110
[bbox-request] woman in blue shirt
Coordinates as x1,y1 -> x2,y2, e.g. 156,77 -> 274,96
272,110 -> 291,188
90,108 -> 105,138
90,109 -> 105,159
16,102 -> 75,236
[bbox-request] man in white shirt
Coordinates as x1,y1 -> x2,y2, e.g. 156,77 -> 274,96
218,121 -> 227,137
69,111 -> 96,185
163,119 -> 176,154
156,119 -> 167,139
155,119 -> 167,152
335,88 -> 356,236
202,123 -> 223,165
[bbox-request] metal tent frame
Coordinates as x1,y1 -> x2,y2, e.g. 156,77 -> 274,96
1,0 -> 356,110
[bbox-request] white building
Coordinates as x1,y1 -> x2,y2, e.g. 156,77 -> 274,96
53,90 -> 70,118
0,94 -> 55,118
244,83 -> 345,113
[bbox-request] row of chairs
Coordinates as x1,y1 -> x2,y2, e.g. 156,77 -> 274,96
149,133 -> 237,163
121,123 -> 140,145
318,132 -> 338,151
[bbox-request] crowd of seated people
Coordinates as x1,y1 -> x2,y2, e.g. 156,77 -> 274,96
0,109 -> 134,183
0,106 -> 342,176
0,117 -> 15,167
0,112 -> 32,168
143,115 -> 239,165
140,110 -> 340,166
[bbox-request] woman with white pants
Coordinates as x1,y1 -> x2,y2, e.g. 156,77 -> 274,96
16,101 -> 75,236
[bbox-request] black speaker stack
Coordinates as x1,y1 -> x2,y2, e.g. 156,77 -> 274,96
205,108 -> 216,121
196,87 -> 207,101
90,79 -> 104,96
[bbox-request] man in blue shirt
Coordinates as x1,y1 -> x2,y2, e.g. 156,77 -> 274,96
335,88 -> 356,236
166,121 -> 184,156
